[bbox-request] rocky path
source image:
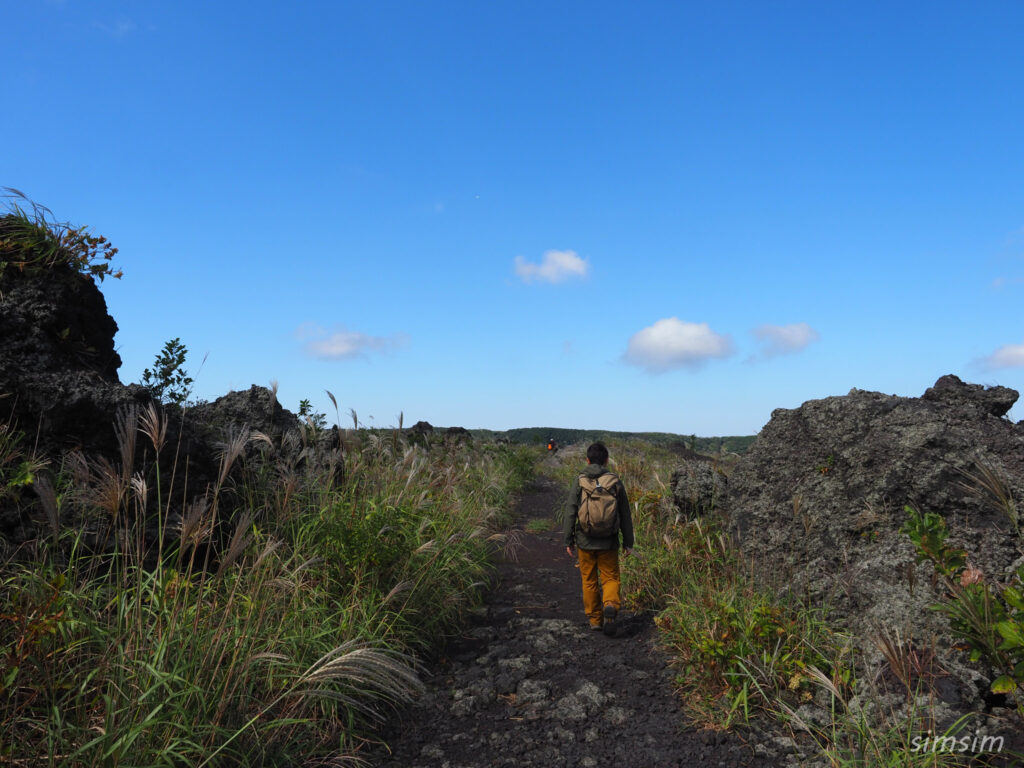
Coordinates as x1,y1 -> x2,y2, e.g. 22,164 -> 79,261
365,477 -> 779,768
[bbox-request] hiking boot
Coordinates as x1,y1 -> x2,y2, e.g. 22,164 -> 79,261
589,622 -> 603,632
602,604 -> 617,637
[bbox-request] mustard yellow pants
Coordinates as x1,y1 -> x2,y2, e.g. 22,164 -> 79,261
577,548 -> 620,627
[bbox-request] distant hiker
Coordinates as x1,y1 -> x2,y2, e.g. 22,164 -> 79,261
564,441 -> 634,636
547,437 -> 557,452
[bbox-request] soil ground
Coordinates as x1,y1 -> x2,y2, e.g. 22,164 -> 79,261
365,477 -> 780,767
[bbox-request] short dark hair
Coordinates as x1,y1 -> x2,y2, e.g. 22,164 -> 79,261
586,442 -> 609,465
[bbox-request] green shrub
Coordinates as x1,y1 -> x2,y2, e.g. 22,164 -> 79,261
140,337 -> 194,406
646,513 -> 835,726
0,188 -> 122,282
902,506 -> 1024,706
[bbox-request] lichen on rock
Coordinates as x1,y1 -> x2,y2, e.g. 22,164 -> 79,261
726,375 -> 1024,715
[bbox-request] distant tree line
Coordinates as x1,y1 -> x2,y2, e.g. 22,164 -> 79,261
469,427 -> 756,454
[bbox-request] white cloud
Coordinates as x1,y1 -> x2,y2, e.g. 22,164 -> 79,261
623,317 -> 734,373
981,342 -> 1024,370
991,276 -> 1024,290
297,324 -> 408,361
752,322 -> 820,359
92,17 -> 137,37
514,250 -> 589,284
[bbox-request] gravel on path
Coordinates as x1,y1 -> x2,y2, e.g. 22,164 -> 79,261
365,477 -> 785,768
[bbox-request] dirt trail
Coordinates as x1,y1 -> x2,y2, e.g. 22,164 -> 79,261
366,477 -> 780,768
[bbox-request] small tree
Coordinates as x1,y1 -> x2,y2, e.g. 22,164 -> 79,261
141,338 -> 193,406
298,399 -> 327,430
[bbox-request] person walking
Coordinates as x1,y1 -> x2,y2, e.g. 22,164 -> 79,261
564,442 -> 634,636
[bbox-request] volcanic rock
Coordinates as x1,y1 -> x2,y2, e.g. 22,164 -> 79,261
671,461 -> 727,520
0,259 -> 311,545
727,375 -> 1024,712
0,262 -> 151,457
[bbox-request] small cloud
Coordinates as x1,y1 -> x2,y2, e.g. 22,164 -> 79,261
297,323 -> 408,361
514,249 -> 589,284
623,317 -> 734,373
751,322 -> 820,360
92,17 -> 137,37
980,341 -> 1024,370
991,276 -> 1024,290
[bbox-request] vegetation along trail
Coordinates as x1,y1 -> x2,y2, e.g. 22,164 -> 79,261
367,475 -> 776,768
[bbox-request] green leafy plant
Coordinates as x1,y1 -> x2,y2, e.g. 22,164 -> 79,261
901,506 -> 966,578
902,506 -> 1024,705
652,523 -> 836,726
0,188 -> 122,282
140,337 -> 194,406
297,399 -> 327,430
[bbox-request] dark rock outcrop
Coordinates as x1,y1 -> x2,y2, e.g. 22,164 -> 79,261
190,386 -> 298,443
0,264 -> 152,457
0,261 -> 314,547
671,461 -> 727,520
923,374 -> 1018,418
444,426 -> 472,442
407,420 -> 434,437
727,375 -> 1024,715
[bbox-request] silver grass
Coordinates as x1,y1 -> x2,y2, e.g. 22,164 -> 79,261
414,539 -> 438,556
216,513 -> 253,577
179,496 -> 213,549
114,404 -> 139,482
269,576 -> 298,593
297,641 -> 424,716
216,424 -> 252,486
130,472 -> 148,514
138,402 -> 167,453
957,460 -> 1019,534
301,754 -> 369,768
75,455 -> 125,519
382,579 -> 413,606
249,430 -> 273,448
290,556 -> 324,580
252,538 -> 285,570
34,474 -> 59,538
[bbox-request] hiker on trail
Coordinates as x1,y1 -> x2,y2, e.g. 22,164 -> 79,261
564,441 -> 634,636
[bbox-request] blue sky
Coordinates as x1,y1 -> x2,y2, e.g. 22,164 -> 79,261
5,1 -> 1024,434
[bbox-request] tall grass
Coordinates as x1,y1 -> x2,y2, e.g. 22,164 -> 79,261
0,408 -> 536,766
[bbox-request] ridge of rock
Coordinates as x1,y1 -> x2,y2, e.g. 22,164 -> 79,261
726,374 -> 1024,720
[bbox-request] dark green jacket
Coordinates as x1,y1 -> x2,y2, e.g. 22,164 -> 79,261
564,463 -> 634,551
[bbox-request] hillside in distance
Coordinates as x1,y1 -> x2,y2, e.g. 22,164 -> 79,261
469,426 -> 756,454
